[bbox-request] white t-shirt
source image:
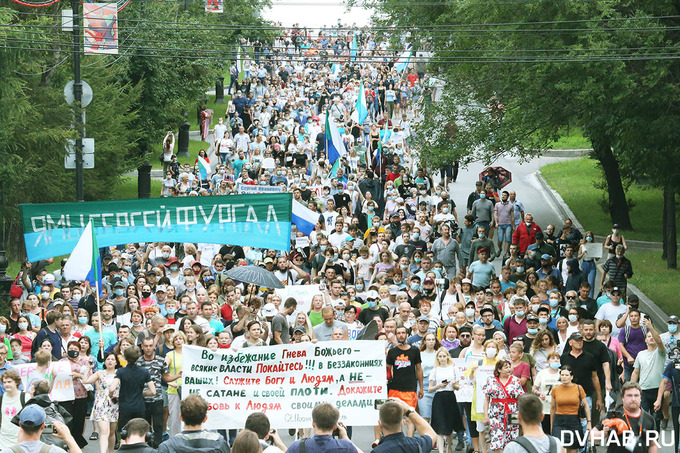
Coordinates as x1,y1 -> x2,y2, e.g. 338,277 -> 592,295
0,392 -> 22,448
595,303 -> 627,337
428,365 -> 458,393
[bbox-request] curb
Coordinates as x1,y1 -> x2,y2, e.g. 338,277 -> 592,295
540,149 -> 592,157
536,171 -> 669,323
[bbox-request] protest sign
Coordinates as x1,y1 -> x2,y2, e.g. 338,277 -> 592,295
182,342 -> 387,429
274,284 -> 321,315
20,193 -> 292,261
584,243 -> 603,259
451,358 -> 474,403
14,361 -> 76,402
475,365 -> 495,413
235,183 -> 285,195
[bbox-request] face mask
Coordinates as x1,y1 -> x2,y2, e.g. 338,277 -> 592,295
465,308 -> 475,318
162,252 -> 170,259
615,254 -> 623,259
332,254 -> 339,261
41,292 -> 50,300
115,289 -> 124,296
550,362 -> 561,370
412,233 -> 420,240
342,253 -> 350,260
479,233 -> 485,239
414,258 -> 421,263
170,266 -> 179,272
539,318 -> 548,325
568,314 -> 578,323
485,348 -> 497,358
549,299 -> 559,308
400,264 -> 409,271
68,350 -> 80,359
527,328 -> 539,335
368,301 -> 377,308
442,207 -> 449,214
18,322 -> 28,331
132,321 -> 141,327
78,317 -> 88,325
410,283 -> 420,291
612,229 -> 618,234
586,237 -> 593,242
167,309 -> 177,316
186,284 -> 195,291
526,221 -> 531,227
516,266 -> 524,273
356,284 -> 364,291
142,291 -> 151,298
0,325 -> 6,334
73,294 -> 82,302
531,304 -> 540,313
368,206 -> 375,212
515,310 -> 525,317
669,324 -> 678,334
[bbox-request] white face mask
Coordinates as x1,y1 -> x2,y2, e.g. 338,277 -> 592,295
486,348 -> 497,358
465,308 -> 475,318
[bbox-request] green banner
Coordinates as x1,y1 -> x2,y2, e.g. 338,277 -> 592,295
21,194 -> 292,261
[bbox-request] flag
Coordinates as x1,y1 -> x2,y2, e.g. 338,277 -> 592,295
292,200 -> 321,236
236,46 -> 244,81
395,50 -> 412,72
332,63 -> 341,77
63,221 -> 101,289
350,80 -> 368,124
325,114 -> 346,166
198,156 -> 211,180
205,0 -> 223,12
350,34 -> 357,61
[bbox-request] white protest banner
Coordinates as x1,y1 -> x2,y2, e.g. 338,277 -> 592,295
182,341 -> 387,429
475,365 -> 495,413
14,361 -> 76,402
451,358 -> 474,403
235,183 -> 285,195
584,243 -> 603,259
274,284 -> 321,315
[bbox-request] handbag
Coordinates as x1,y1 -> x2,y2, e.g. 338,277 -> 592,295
577,385 -> 587,419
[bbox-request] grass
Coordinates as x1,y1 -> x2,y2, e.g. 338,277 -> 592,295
541,156 -> 674,242
110,177 -> 163,200
549,127 -> 591,150
150,139 -> 211,169
626,249 -> 680,316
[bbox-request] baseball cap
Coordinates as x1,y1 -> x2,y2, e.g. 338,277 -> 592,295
113,281 -> 126,288
19,405 -> 46,428
293,325 -> 306,334
478,248 -> 488,254
480,307 -> 494,316
668,316 -> 679,324
43,273 -> 55,284
610,287 -> 621,295
262,303 -> 277,317
366,290 -> 380,300
146,269 -> 157,276
526,315 -> 539,323
417,315 -> 430,323
540,254 -> 552,260
462,278 -> 472,284
570,332 -> 584,341
108,263 -> 120,272
423,277 -> 435,284
263,257 -> 274,264
535,231 -> 544,239
191,261 -> 202,268
475,181 -> 483,186
155,285 -> 167,293
388,285 -> 399,295
627,294 -> 639,303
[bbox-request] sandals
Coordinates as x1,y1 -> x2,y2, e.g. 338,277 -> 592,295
89,432 -> 99,440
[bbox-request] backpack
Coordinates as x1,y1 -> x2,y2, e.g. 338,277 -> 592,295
510,436 -> 558,453
10,444 -> 51,453
172,431 -> 228,453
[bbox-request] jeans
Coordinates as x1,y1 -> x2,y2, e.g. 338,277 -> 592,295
641,388 -> 661,429
581,260 -> 597,297
144,400 -> 164,448
578,396 -> 592,453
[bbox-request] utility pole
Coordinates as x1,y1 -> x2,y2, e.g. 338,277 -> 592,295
72,0 -> 84,202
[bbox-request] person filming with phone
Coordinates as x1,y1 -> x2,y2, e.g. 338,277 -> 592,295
286,403 -> 361,453
371,398 -> 436,453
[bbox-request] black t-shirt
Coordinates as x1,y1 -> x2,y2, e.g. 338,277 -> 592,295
449,346 -> 464,359
293,152 -> 308,168
596,407 -> 657,453
563,338 -> 608,389
387,345 -> 421,392
218,245 -> 245,261
484,326 -> 502,342
116,363 -> 152,414
358,306 -> 389,326
560,350 -> 599,396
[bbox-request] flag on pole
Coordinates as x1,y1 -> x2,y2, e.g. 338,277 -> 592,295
83,3 -> 118,55
395,50 -> 412,72
198,156 -> 211,180
292,200 -> 321,236
236,46 -> 245,81
63,221 -> 101,288
325,114 -> 346,166
350,34 -> 357,61
350,80 -> 369,124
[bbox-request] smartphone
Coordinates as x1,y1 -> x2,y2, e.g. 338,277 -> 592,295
441,379 -> 449,384
374,399 -> 388,410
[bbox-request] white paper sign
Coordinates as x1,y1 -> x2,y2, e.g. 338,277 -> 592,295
474,365 -> 495,413
14,361 -> 76,402
584,243 -> 603,259
182,342 -> 387,429
451,358 -> 475,403
275,284 -> 322,315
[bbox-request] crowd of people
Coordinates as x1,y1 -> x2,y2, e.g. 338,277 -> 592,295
1,25 -> 671,453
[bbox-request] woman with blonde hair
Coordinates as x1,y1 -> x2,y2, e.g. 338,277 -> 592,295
429,347 -> 464,453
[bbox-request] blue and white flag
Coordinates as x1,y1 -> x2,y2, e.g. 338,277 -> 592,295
63,220 -> 101,288
350,80 -> 368,124
395,50 -> 412,72
198,156 -> 211,180
292,200 -> 320,236
325,114 -> 346,166
350,34 -> 357,61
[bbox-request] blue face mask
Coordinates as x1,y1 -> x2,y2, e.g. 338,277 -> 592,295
170,266 -> 179,272
480,193 -> 486,199
78,317 -> 88,325
167,309 -> 177,316
515,310 -> 525,317
586,237 -> 593,242
114,289 -> 124,296
549,299 -> 559,308
368,301 -> 377,308
669,324 -> 678,334
410,283 -> 420,291
550,362 -> 561,370
356,284 -> 364,291
527,328 -> 539,335
539,318 -> 548,325
320,245 -> 327,252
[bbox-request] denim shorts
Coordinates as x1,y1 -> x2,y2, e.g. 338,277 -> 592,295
497,224 -> 513,242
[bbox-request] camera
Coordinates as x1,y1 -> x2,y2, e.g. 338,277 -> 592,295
508,414 -> 519,425
44,424 -> 57,434
669,347 -> 680,370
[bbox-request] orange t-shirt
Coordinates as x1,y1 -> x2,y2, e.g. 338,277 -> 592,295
551,384 -> 585,415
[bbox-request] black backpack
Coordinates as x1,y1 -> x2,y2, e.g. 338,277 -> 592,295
510,436 -> 558,453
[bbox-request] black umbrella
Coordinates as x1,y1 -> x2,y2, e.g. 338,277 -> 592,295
223,265 -> 284,289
